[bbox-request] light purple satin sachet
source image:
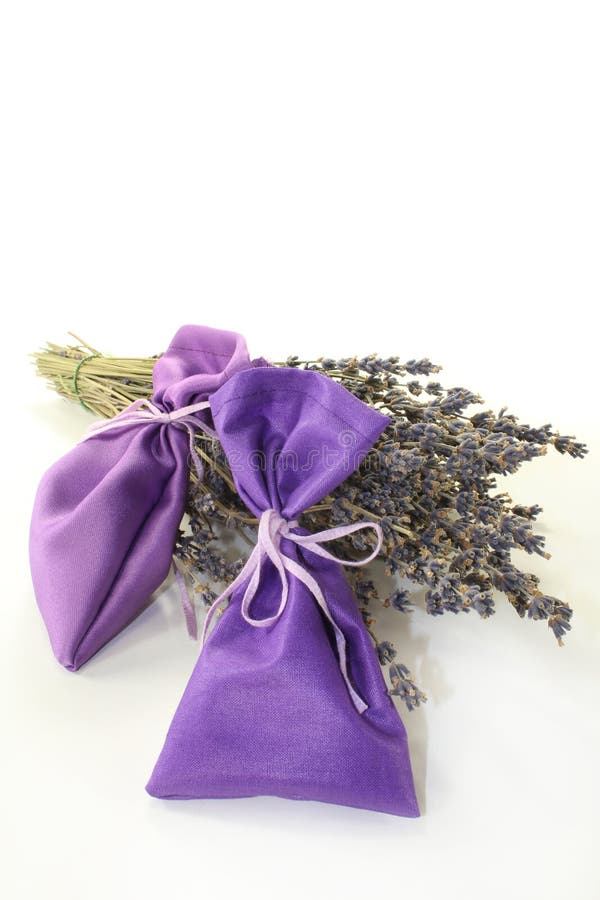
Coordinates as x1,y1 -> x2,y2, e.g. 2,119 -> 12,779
29,325 -> 262,670
146,366 -> 420,817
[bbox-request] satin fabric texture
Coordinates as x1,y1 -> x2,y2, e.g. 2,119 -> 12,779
29,325 -> 262,670
146,366 -> 420,817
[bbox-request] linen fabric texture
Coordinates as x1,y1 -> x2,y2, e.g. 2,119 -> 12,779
29,325 -> 259,670
146,366 -> 420,817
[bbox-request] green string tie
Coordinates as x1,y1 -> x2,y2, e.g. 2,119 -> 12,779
72,354 -> 98,412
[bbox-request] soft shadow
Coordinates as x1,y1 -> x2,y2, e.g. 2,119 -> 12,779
76,574 -> 190,678
145,792 -> 421,836
364,569 -> 455,817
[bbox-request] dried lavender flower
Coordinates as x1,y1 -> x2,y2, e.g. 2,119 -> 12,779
385,589 -> 414,613
388,663 -> 427,711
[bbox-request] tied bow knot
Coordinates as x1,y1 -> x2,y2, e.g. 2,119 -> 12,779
80,397 -> 216,480
200,508 -> 384,714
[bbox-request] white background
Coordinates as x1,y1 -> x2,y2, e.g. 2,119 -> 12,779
1,3 -> 599,898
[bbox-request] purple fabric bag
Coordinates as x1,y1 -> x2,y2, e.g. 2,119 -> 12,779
146,366 -> 420,817
30,325 -> 258,671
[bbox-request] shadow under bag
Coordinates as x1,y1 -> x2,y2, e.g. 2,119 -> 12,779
29,325 -> 260,670
146,366 -> 420,817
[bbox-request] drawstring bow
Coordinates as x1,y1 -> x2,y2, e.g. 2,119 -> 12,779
200,508 -> 383,714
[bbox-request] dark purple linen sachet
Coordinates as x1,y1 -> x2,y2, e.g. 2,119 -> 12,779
29,325 -> 259,671
146,366 -> 420,817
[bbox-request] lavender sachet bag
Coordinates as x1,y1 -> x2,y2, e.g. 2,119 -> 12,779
146,366 -> 420,817
30,325 -> 259,671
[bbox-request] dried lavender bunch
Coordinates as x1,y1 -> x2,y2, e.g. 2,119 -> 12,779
288,355 -> 584,641
175,354 -> 586,706
34,340 -> 588,709
32,334 -> 156,417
